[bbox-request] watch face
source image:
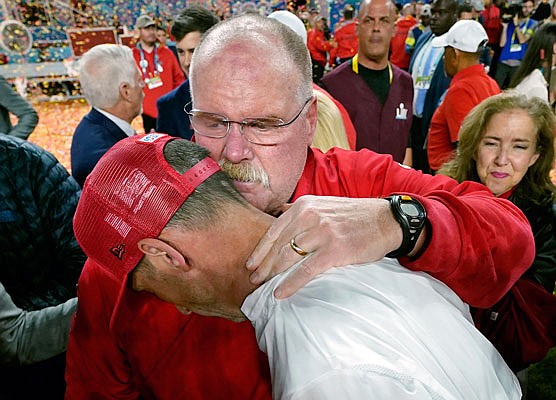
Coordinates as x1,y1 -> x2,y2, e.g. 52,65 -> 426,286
400,202 -> 420,217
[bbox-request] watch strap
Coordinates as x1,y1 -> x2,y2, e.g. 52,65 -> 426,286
385,195 -> 427,258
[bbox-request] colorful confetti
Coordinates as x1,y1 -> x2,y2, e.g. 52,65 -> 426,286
26,98 -> 144,173
0,0 -> 552,185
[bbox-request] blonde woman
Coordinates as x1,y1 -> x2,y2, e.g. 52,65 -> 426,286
312,89 -> 351,151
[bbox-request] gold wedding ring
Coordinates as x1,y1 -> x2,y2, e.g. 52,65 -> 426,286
289,238 -> 308,257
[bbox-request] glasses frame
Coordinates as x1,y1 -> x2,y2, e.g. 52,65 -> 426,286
184,97 -> 313,145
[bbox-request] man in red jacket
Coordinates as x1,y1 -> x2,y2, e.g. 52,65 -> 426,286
330,4 -> 358,66
132,14 -> 184,133
390,3 -> 417,70
66,13 -> 534,400
307,15 -> 335,82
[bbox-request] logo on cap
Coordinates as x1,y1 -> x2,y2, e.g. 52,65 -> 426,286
110,244 -> 126,260
138,133 -> 166,143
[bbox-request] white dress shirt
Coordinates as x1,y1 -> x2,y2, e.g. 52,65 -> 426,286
95,107 -> 136,137
242,258 -> 521,400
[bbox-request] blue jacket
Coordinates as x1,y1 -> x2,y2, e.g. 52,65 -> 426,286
0,134 -> 84,399
71,108 -> 128,187
156,80 -> 194,140
0,134 -> 84,310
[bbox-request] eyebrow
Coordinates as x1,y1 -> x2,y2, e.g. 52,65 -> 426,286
482,136 -> 533,143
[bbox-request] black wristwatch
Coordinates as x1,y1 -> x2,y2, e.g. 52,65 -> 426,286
385,195 -> 427,258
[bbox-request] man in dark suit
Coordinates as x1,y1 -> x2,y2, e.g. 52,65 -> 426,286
71,44 -> 144,187
156,5 -> 219,140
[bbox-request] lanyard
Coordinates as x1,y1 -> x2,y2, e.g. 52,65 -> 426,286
137,43 -> 162,78
511,18 -> 529,43
351,53 -> 393,84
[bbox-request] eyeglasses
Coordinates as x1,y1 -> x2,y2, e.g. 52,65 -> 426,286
185,97 -> 313,145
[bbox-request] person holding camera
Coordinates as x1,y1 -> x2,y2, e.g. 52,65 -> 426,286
495,0 -> 538,88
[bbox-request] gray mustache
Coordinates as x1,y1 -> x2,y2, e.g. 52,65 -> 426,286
219,159 -> 270,188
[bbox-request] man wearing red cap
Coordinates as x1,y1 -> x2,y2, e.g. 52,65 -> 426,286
69,133 -> 521,399
66,14 -> 533,399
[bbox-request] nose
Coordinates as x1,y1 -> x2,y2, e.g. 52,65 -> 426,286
222,122 -> 252,163
494,147 -> 509,165
183,53 -> 193,69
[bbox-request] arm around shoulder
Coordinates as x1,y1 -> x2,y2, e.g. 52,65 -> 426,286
401,182 -> 535,308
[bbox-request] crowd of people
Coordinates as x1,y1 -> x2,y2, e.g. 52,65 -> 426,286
0,0 -> 555,398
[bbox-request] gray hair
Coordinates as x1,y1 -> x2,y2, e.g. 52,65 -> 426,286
78,44 -> 138,109
189,14 -> 312,105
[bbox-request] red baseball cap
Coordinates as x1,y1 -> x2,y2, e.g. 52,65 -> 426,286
73,133 -> 221,328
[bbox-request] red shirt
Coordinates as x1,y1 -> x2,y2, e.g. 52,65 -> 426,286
389,16 -> 417,70
482,5 -> 502,46
330,20 -> 358,62
66,147 -> 533,399
427,64 -> 501,170
307,28 -> 333,66
133,44 -> 184,119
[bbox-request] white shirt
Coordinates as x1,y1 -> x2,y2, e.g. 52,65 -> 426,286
513,68 -> 549,103
242,258 -> 521,400
95,107 -> 136,137
411,36 -> 444,117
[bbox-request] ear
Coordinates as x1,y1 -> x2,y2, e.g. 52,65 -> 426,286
528,152 -> 540,167
305,95 -> 318,146
137,238 -> 188,270
452,48 -> 462,65
119,82 -> 133,103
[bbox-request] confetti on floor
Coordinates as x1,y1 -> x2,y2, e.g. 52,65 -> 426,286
26,98 -> 144,173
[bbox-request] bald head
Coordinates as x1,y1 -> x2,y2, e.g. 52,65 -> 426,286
190,14 -> 312,104
358,0 -> 398,19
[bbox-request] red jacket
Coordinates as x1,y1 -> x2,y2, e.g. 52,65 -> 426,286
481,5 -> 502,46
330,20 -> 358,62
390,16 -> 417,70
133,45 -> 184,119
66,147 -> 534,399
307,28 -> 333,66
